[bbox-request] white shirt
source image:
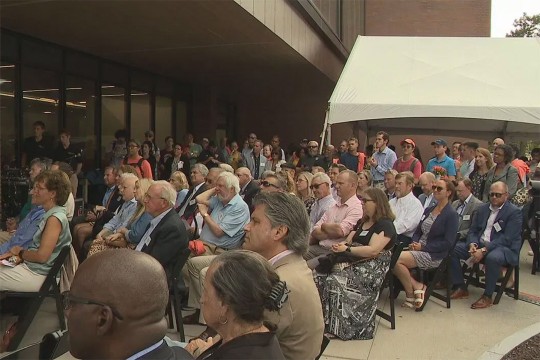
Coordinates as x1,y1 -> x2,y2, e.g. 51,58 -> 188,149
135,208 -> 173,251
423,193 -> 435,210
310,194 -> 336,229
390,191 -> 424,237
481,203 -> 504,243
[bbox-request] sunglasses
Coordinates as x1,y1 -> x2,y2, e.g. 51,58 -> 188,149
261,181 -> 279,189
310,183 -> 325,190
489,192 -> 507,198
432,185 -> 445,192
61,291 -> 124,320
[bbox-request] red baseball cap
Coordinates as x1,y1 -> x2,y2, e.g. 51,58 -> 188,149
400,138 -> 416,148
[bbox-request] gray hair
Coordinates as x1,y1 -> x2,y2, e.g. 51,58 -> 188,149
265,173 -> 287,191
29,157 -> 51,172
260,170 -> 275,180
218,171 -> 240,194
192,163 -> 209,177
312,172 -> 331,186
121,172 -> 139,183
153,180 -> 177,207
252,192 -> 309,255
219,163 -> 234,173
209,250 -> 281,323
420,172 -> 436,183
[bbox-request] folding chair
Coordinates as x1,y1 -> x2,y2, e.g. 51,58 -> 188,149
166,248 -> 191,342
1,246 -> 70,351
315,335 -> 331,360
376,242 -> 406,329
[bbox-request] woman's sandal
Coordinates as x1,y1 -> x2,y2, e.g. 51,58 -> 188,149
413,285 -> 427,309
401,297 -> 415,309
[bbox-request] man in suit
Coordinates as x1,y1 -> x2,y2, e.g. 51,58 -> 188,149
452,178 -> 483,241
66,249 -> 192,359
188,192 -> 324,360
136,181 -> 189,271
235,166 -> 260,212
449,181 -> 522,309
176,163 -> 209,222
242,139 -> 267,180
418,172 -> 438,210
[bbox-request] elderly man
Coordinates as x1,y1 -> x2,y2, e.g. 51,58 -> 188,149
65,250 -> 192,359
459,142 -> 479,179
176,164 -> 208,221
298,140 -> 321,172
306,170 -> 363,266
309,173 -> 336,228
135,181 -> 189,270
243,139 -> 267,180
426,139 -> 457,180
182,171 -> 250,324
449,182 -> 522,309
389,172 -> 423,246
453,178 -> 483,242
188,192 -> 324,360
418,172 -> 438,210
369,131 -> 397,189
235,166 -> 260,211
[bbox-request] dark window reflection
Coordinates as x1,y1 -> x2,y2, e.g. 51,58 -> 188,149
155,96 -> 172,143
1,62 -> 16,167
130,90 -> 150,141
101,84 -> 126,166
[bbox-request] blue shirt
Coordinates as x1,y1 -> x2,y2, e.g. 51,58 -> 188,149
340,152 -> 359,171
200,194 -> 250,249
126,212 -> 153,244
426,154 -> 457,177
0,206 -> 45,255
102,186 -> 116,207
103,198 -> 138,232
371,147 -> 397,181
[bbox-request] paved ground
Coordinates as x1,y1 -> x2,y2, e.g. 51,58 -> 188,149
2,246 -> 539,360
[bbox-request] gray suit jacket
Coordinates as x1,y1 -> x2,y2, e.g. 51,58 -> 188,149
452,195 -> 483,241
418,193 -> 438,209
242,151 -> 268,180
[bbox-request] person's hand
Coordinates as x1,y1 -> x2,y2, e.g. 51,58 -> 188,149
94,205 -> 106,212
185,337 -> 214,356
472,249 -> 484,263
468,243 -> 478,254
106,233 -> 128,248
410,242 -> 422,251
96,233 -> 104,242
117,227 -> 129,236
369,157 -> 378,167
105,233 -> 122,245
332,242 -> 348,253
198,203 -> 209,216
9,246 -> 23,256
0,252 -> 13,260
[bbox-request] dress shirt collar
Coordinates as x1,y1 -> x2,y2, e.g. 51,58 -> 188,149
126,340 -> 163,360
269,250 -> 295,265
489,201 -> 505,213
150,207 -> 172,224
338,194 -> 360,207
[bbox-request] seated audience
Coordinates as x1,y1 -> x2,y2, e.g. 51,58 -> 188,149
449,182 -> 522,309
469,147 -> 493,200
483,144 -> 519,202
50,161 -> 75,220
65,250 -> 192,359
295,171 -> 315,215
169,170 -> 190,208
309,173 -> 336,229
389,172 -> 423,245
356,169 -> 372,199
307,170 -> 363,265
176,164 -> 209,224
186,251 -> 287,359
265,147 -> 286,173
259,173 -> 288,193
452,179 -> 483,242
418,172 -> 438,209
0,206 -> 45,255
18,158 -> 51,222
0,170 -> 72,292
393,179 -> 459,309
316,187 -> 396,340
236,167 -> 260,212
384,169 -> 398,200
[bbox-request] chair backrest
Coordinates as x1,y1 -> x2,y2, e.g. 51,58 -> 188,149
389,242 -> 406,269
38,246 -> 71,294
3,330 -> 69,360
169,247 -> 191,283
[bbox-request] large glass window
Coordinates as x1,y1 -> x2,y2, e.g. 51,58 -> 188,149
0,62 -> 16,166
101,84 -> 126,163
155,96 -> 172,144
130,90 -> 151,142
65,76 -> 96,169
175,100 -> 188,143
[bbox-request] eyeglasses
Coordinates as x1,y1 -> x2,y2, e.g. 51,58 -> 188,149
310,183 -> 325,190
261,181 -> 279,189
144,192 -> 164,201
363,198 -> 375,203
489,192 -> 507,198
432,185 -> 445,192
308,145 -> 318,149
61,291 -> 124,320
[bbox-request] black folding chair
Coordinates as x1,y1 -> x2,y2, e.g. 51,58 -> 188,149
166,248 -> 191,342
4,330 -> 69,360
376,242 -> 405,329
1,246 -> 70,351
315,335 -> 331,360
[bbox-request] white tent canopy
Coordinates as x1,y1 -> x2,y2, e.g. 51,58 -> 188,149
326,36 -> 540,137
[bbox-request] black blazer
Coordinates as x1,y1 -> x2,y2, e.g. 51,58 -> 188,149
197,331 -> 284,360
240,180 -> 260,213
141,209 -> 189,270
138,340 -> 192,360
176,183 -> 208,221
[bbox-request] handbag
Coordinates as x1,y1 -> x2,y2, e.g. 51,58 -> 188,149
315,250 -> 376,274
510,186 -> 531,207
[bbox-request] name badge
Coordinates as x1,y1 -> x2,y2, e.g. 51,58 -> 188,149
359,230 -> 369,236
494,222 -> 502,232
463,215 -> 471,221
177,161 -> 184,170
189,199 -> 197,206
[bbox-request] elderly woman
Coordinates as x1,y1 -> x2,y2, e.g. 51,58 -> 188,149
169,170 -> 190,207
482,144 -> 520,202
295,171 -> 315,215
468,147 -> 493,200
0,170 -> 72,291
357,169 -> 373,199
186,250 -> 286,359
87,178 -> 154,256
393,179 -> 459,309
315,187 -> 396,340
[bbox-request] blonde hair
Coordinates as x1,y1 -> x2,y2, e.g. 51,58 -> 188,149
296,171 -> 314,199
129,178 -> 154,226
170,171 -> 189,191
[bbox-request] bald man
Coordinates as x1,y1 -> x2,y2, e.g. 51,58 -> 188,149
235,167 -> 260,212
65,250 -> 192,359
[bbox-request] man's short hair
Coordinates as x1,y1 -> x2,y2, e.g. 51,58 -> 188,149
395,172 -> 414,186
462,142 -> 479,151
29,158 -> 51,172
218,171 -> 240,194
385,169 -> 398,177
265,173 -> 287,191
348,137 -> 358,143
121,172 -> 139,183
33,121 -> 46,129
330,163 -> 347,172
252,192 -> 309,255
460,178 -> 473,190
192,163 -> 209,177
376,131 -> 389,142
153,180 -> 176,207
312,172 -> 331,186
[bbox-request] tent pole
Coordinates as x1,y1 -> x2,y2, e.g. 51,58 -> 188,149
364,120 -> 370,153
502,121 -> 508,140
320,109 -> 329,155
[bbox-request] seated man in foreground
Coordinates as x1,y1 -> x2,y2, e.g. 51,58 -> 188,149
449,181 -> 522,309
389,172 -> 423,246
65,249 -> 191,359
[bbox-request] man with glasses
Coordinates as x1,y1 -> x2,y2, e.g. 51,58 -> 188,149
260,173 -> 287,193
369,131 -> 397,189
297,141 -> 321,172
452,179 -> 483,242
309,173 -> 336,229
123,139 -> 153,179
136,181 -> 189,269
64,249 -> 192,359
393,138 -> 421,182
449,181 -> 522,309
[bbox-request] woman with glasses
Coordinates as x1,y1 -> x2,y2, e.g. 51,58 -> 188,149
87,178 -> 154,256
295,171 -> 315,215
468,147 -> 493,200
315,187 -> 396,340
482,144 -> 519,202
393,179 -> 459,309
0,170 -> 72,291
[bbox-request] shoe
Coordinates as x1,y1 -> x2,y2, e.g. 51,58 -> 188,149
471,295 -> 493,309
450,288 -> 469,299
182,311 -> 201,325
413,285 -> 427,309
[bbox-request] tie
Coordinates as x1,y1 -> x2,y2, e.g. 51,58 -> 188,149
457,202 -> 466,216
176,188 -> 195,216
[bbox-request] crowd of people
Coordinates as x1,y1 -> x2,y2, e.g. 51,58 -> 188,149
1,125 -> 539,358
